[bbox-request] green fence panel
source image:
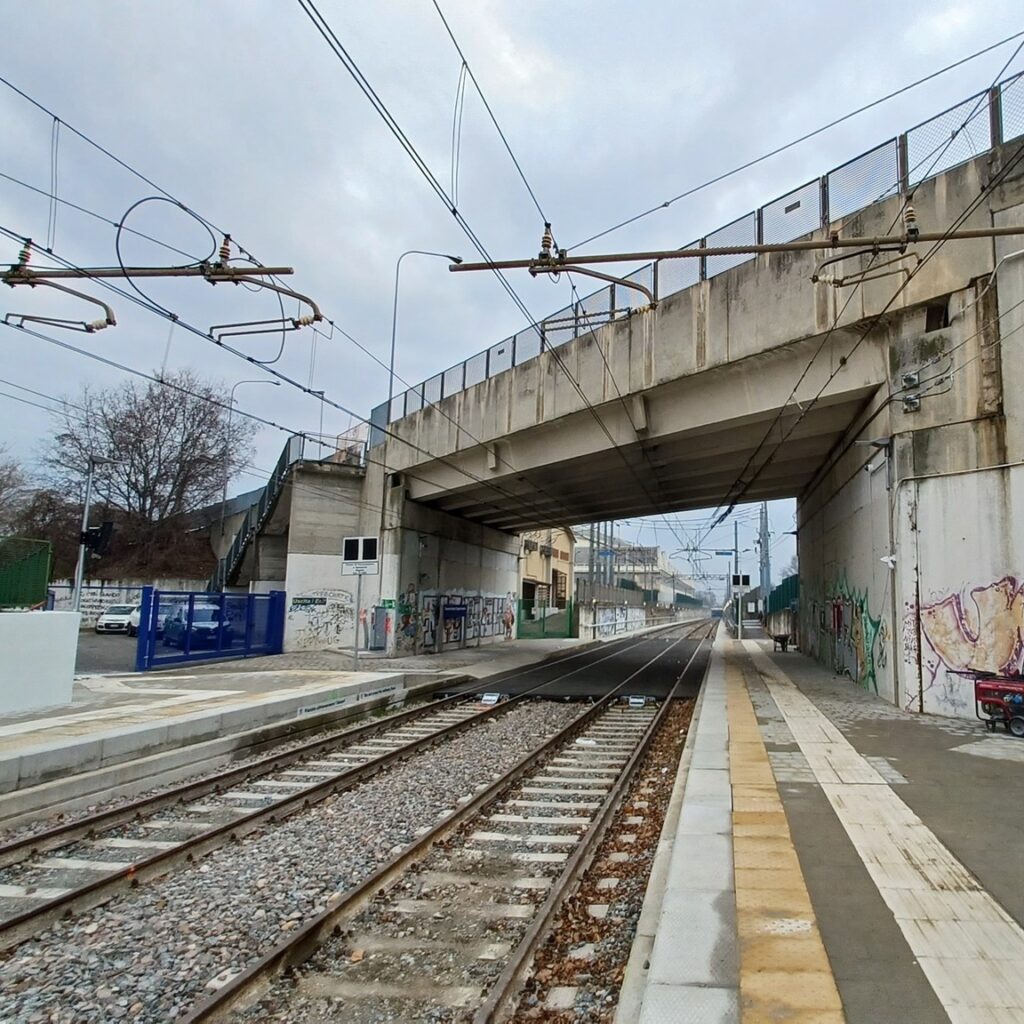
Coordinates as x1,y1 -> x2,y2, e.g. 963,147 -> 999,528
767,573 -> 799,615
517,598 -> 574,639
0,537 -> 53,608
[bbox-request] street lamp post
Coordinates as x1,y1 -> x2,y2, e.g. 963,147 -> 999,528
219,379 -> 281,542
381,249 -> 462,533
387,250 -> 463,430
72,454 -> 117,613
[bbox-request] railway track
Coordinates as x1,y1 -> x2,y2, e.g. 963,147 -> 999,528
0,621 -> 706,954
181,620 -> 715,1023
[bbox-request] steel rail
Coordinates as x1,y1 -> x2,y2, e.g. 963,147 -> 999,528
0,620 -> 691,868
0,621 -> 706,950
474,621 -> 716,1022
180,623 -> 708,1022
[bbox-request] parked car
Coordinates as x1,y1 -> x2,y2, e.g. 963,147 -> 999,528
162,604 -> 232,649
95,604 -> 136,634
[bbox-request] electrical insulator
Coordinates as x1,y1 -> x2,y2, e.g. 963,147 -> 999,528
219,235 -> 231,263
904,204 -> 919,241
538,222 -> 553,261
17,241 -> 31,266
294,314 -> 315,327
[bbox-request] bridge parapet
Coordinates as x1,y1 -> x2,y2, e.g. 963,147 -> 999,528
372,73 -> 1024,448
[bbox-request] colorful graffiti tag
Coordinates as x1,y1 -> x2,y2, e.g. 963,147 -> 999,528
806,575 -> 886,693
911,576 -> 1024,716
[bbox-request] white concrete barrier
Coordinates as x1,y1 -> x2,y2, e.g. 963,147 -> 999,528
0,611 -> 79,714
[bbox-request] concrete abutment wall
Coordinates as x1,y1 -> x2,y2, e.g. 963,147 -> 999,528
796,195 -> 1024,719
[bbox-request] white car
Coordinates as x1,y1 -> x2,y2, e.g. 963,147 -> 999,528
95,604 -> 137,634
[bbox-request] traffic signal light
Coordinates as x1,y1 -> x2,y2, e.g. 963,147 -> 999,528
81,521 -> 114,556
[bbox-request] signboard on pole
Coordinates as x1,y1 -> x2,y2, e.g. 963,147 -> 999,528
342,536 -> 379,577
342,536 -> 379,671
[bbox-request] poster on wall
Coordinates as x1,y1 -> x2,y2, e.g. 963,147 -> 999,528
443,598 -> 466,645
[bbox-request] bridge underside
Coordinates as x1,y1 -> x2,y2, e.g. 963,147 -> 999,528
411,387 -> 874,531
389,324 -> 886,533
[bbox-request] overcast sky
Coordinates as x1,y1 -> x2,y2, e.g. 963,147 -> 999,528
1,1 -> 1021,594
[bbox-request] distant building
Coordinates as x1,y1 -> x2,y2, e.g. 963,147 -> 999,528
518,527 -> 575,610
573,532 -> 697,606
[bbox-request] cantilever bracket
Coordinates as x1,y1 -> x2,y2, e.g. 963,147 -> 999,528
2,279 -> 116,333
529,261 -> 657,308
205,272 -> 323,342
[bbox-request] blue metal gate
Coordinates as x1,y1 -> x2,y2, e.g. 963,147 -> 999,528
134,587 -> 285,671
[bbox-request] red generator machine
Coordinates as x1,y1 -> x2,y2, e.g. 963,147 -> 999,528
970,671 -> 1024,737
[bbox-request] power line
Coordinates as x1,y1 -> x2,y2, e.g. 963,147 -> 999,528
718,130 -> 1024,523
426,0 -> 698,547
0,171 -> 202,262
296,0 -> 688,534
709,43 -> 1024,526
568,30 -> 1024,251
0,85 -> 593,532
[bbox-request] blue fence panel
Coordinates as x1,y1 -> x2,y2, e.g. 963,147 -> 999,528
135,587 -> 284,671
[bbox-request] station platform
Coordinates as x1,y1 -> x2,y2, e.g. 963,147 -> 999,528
626,632 -> 1024,1024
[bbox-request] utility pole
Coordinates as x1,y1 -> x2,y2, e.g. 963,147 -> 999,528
734,519 -> 742,641
759,501 -> 771,602
72,455 -> 118,613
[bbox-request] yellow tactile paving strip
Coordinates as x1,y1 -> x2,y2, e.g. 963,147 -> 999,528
725,650 -> 845,1023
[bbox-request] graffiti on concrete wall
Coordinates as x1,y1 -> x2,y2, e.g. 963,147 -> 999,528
392,588 -> 509,654
910,576 -> 1024,716
807,575 -> 886,693
286,589 -> 353,651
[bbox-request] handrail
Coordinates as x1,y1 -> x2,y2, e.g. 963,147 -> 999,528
207,435 -> 305,592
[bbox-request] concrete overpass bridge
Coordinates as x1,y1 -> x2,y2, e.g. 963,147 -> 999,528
371,78 -> 1021,535
223,77 -> 1024,718
351,77 -> 1024,718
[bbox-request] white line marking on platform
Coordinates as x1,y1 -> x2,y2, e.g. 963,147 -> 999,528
750,644 -> 1024,1024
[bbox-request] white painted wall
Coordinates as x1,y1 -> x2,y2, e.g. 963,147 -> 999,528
896,464 -> 1024,717
0,612 -> 79,714
49,578 -> 208,628
283,553 -> 361,652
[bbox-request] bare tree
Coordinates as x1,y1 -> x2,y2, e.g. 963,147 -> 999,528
46,370 -> 256,543
0,446 -> 28,532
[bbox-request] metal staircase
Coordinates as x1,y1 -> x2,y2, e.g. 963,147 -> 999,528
208,435 -> 305,592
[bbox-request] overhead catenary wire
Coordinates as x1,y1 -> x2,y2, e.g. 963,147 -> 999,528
0,83 -> 587,532
0,320 -> 556,529
0,257 -> 579,536
708,42 -> 1024,527
426,0 -> 695,549
0,82 -> 579,533
568,30 -> 1024,251
0,171 -> 210,263
715,130 -> 1024,525
295,0 -> 687,537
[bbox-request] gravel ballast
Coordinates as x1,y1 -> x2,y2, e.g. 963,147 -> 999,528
0,700 -> 582,1024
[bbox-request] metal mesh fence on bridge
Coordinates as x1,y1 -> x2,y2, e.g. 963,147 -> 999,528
0,537 -> 52,609
368,72 -> 1024,448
